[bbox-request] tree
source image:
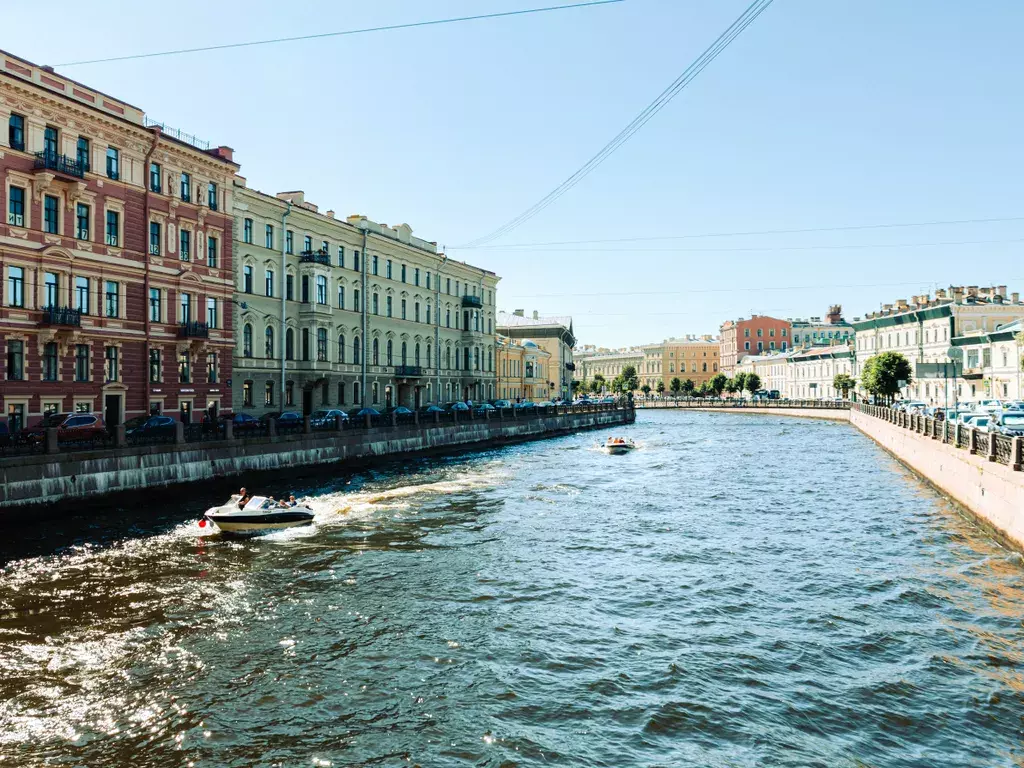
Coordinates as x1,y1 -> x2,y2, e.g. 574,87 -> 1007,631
656,380 -> 665,396
724,377 -> 738,399
733,372 -> 747,397
710,373 -> 728,397
833,373 -> 856,399
697,381 -> 710,397
641,384 -> 652,397
861,352 -> 913,404
620,365 -> 639,393
670,377 -> 682,397
681,378 -> 696,397
591,373 -> 606,394
571,380 -> 583,397
745,372 -> 762,396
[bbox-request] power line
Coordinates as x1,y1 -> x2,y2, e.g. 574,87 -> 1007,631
458,0 -> 774,248
450,216 -> 1024,249
54,0 -> 625,67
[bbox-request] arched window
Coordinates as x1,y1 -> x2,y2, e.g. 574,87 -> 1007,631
454,346 -> 460,370
464,348 -> 471,370
372,338 -> 379,366
401,341 -> 408,365
426,343 -> 432,368
338,334 -> 346,363
446,347 -> 451,369
264,326 -> 274,358
387,339 -> 393,365
242,323 -> 253,357
702,362 -> 707,372
286,329 -> 294,360
337,381 -> 346,404
317,328 -> 328,362
353,381 -> 360,406
415,343 -> 421,366
352,337 -> 361,365
426,304 -> 431,324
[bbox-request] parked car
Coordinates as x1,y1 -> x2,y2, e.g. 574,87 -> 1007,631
447,402 -> 470,412
420,405 -> 446,414
352,407 -> 382,418
129,415 -> 177,437
971,416 -> 994,433
390,406 -> 415,415
222,412 -> 261,432
514,401 -> 536,409
599,396 -> 617,405
473,403 -> 495,414
22,413 -> 106,444
994,411 -> 1024,436
310,409 -> 349,428
0,421 -> 10,448
537,401 -> 555,407
20,412 -> 72,443
260,411 -> 303,425
492,400 -> 512,409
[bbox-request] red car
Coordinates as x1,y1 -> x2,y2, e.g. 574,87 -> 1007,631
22,413 -> 107,444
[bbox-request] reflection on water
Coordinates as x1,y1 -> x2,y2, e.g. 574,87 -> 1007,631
1,411 -> 1023,767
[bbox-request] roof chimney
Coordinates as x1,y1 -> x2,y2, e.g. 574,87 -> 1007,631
532,310 -> 539,320
326,210 -> 335,219
1012,292 -> 1020,304
513,309 -> 525,317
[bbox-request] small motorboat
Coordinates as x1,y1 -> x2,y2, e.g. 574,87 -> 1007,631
604,437 -> 636,455
203,495 -> 315,534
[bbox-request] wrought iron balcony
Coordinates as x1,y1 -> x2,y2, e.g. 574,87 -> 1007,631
299,249 -> 331,266
394,365 -> 423,378
34,151 -> 86,179
41,306 -> 82,327
461,295 -> 483,308
179,321 -> 210,339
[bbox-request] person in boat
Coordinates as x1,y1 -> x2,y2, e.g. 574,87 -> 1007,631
237,487 -> 250,507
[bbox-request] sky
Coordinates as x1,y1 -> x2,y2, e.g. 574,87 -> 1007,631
6,0 -> 1024,348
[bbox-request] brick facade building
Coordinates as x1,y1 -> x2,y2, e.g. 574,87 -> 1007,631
720,315 -> 791,375
0,50 -> 238,432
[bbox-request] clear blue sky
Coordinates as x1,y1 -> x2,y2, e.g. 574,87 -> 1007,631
8,1 -> 1024,348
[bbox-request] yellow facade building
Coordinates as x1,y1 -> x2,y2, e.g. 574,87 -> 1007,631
496,335 -> 552,402
662,336 -> 721,390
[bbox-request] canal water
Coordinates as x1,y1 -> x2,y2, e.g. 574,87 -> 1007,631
1,410 -> 1022,767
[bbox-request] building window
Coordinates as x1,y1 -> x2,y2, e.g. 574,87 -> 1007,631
8,266 -> 25,307
353,251 -> 360,272
207,236 -> 218,267
207,353 -> 218,383
317,328 -> 328,362
265,381 -> 274,407
386,339 -> 393,365
243,218 -> 253,243
44,195 -> 59,234
316,276 -> 327,305
149,288 -> 161,322
286,381 -> 294,406
243,323 -> 253,357
285,230 -> 294,254
243,265 -> 253,294
106,210 -> 119,246
150,221 -> 161,255
352,337 -> 361,365
372,338 -> 379,366
372,293 -> 379,315
265,269 -> 274,297
401,299 -> 407,320
338,285 -> 345,310
300,275 -> 310,304
386,295 -> 393,317
757,328 -> 763,337
302,328 -> 310,361
9,113 -> 25,151
286,275 -> 294,301
285,329 -> 294,360
105,281 -> 119,318
322,240 -> 329,255
353,288 -> 360,310
265,326 -> 275,358
243,381 -> 253,407
44,273 -> 58,309
180,292 -> 192,323
179,352 -> 191,383
265,224 -> 274,249
372,255 -> 379,276
387,260 -> 393,280
105,346 -> 119,382
73,203 -> 90,240
75,344 -> 90,381
337,334 -> 348,363
426,304 -> 431,324
150,162 -> 162,193
43,342 -> 58,381
180,228 -> 191,261
414,268 -> 420,286
7,186 -> 25,226
337,245 -> 344,267
6,340 -> 24,380
207,298 -> 217,328
338,382 -> 346,404
75,277 -> 90,314
76,136 -> 90,170
180,172 -> 191,201
207,182 -> 218,210
415,302 -> 420,323
106,147 -> 119,180
149,349 -> 161,383
426,272 -> 431,290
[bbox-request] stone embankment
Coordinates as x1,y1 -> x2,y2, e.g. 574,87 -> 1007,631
850,404 -> 1024,550
637,399 -> 850,422
0,405 -> 633,511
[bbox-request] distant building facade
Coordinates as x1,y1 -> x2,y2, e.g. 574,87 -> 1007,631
662,336 -> 720,389
789,305 -> 853,349
953,319 -> 1022,403
720,315 -> 791,374
496,335 -> 551,402
496,310 -> 575,401
786,346 -> 855,400
574,348 -> 643,392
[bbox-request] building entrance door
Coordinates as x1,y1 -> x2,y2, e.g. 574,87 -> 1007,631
180,400 -> 192,424
104,394 -> 121,428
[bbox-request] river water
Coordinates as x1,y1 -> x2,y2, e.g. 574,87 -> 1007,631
1,410 -> 1022,767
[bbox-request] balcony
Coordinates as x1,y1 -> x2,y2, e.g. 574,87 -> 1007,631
461,295 -> 483,309
394,365 -> 424,378
299,249 -> 331,266
41,306 -> 82,327
962,367 -> 983,380
179,321 -> 209,339
34,151 -> 86,179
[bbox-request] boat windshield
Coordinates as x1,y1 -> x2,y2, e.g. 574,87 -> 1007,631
243,496 -> 271,511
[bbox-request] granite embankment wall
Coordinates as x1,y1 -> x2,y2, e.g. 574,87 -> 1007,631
849,407 -> 1024,550
0,408 -> 632,511
686,407 -> 850,422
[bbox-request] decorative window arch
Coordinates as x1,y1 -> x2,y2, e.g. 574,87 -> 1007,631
265,326 -> 274,358
352,336 -> 361,365
242,323 -> 253,357
387,339 -> 393,366
338,333 -> 346,363
372,337 -> 379,366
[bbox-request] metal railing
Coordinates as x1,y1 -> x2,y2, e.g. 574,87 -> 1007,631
0,403 -> 633,461
144,117 -> 212,151
178,321 -> 209,339
34,151 -> 85,178
636,398 -> 851,410
41,306 -> 82,327
299,249 -> 331,265
461,295 -> 483,308
852,402 -> 1023,471
394,365 -> 423,377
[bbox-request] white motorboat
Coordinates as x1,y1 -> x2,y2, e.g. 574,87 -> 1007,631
203,495 -> 315,534
604,437 -> 636,455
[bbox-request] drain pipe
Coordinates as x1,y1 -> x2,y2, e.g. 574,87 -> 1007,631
143,128 -> 161,415
435,252 -> 447,404
280,201 -> 292,408
360,223 -> 368,408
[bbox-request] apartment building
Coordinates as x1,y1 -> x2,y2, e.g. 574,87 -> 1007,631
662,335 -> 720,389
574,348 -> 643,391
786,346 -> 855,400
496,310 -> 575,401
953,319 -> 1022,403
0,49 -> 237,431
789,305 -> 853,349
496,335 -> 551,402
720,315 -> 791,374
232,184 -> 499,415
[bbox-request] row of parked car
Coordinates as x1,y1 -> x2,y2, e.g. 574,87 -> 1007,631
892,399 -> 1024,437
